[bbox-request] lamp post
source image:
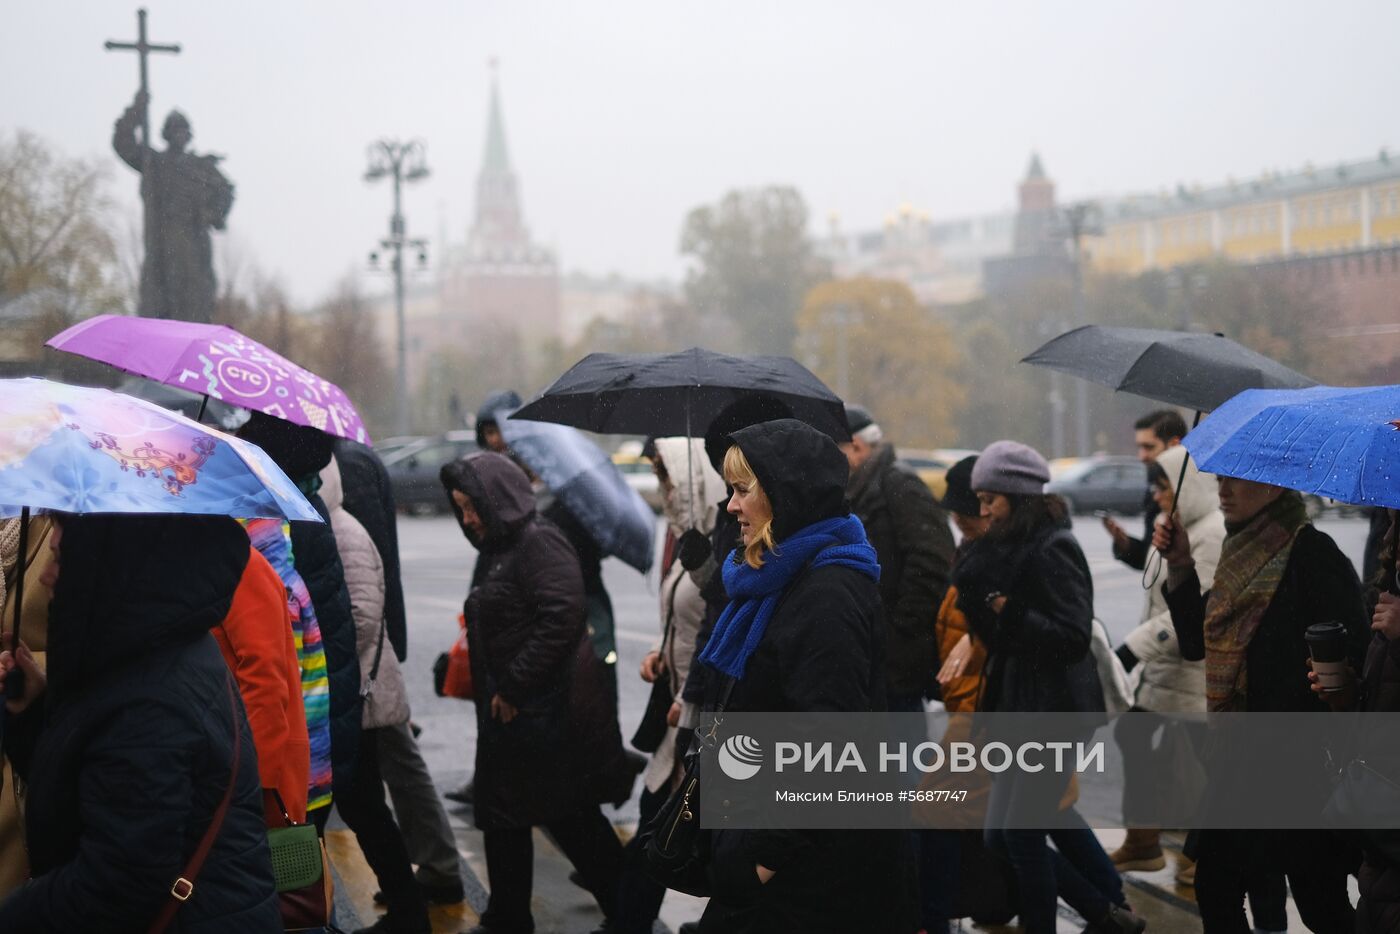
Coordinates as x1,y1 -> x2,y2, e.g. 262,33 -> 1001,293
364,139 -> 429,437
1060,201 -> 1102,456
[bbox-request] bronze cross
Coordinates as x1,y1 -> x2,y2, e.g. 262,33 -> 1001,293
104,8 -> 181,151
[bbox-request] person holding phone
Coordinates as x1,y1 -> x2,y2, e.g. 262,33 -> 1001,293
1102,411 -> 1186,569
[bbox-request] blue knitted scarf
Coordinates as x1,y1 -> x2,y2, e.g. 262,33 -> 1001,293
698,514 -> 881,679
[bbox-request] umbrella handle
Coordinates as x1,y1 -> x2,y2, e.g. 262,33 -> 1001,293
195,394 -> 210,424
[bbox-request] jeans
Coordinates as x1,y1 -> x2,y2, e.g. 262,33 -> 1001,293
985,765 -> 1124,932
378,719 -> 461,885
481,806 -> 623,932
335,728 -> 430,925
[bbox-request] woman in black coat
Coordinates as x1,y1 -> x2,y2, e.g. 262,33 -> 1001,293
239,412 -> 361,810
1157,477 -> 1368,933
441,452 -> 631,934
953,441 -> 1139,934
696,418 -> 907,934
0,514 -> 279,933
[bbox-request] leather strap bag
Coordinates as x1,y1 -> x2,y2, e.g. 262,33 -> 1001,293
637,675 -> 736,896
265,790 -> 337,931
147,675 -> 242,934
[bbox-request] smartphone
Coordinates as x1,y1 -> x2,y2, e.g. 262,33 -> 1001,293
1093,510 -> 1113,520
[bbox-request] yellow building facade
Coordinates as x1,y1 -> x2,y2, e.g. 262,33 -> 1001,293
1091,153 -> 1400,275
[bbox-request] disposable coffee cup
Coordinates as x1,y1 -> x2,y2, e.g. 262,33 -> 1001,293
1305,621 -> 1348,693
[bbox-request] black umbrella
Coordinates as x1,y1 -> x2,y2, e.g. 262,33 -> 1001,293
510,348 -> 850,441
1021,325 -> 1315,413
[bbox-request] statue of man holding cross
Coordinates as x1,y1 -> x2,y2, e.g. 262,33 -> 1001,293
108,10 -> 234,322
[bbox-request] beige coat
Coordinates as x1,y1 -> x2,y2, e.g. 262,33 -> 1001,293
0,516 -> 53,899
322,457 -> 409,730
1123,445 -> 1223,712
644,438 -> 724,793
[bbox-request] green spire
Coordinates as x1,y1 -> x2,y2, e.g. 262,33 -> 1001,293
1026,152 -> 1046,181
482,72 -> 511,177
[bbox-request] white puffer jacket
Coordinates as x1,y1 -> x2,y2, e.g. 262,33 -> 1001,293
1123,445 -> 1223,712
322,456 -> 410,729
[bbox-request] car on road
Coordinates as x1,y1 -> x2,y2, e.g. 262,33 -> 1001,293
385,430 -> 479,514
1046,455 -> 1147,515
900,448 -> 980,500
611,449 -> 663,512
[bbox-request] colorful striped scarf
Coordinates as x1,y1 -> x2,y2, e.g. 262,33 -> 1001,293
1202,492 -> 1309,712
242,517 -> 334,812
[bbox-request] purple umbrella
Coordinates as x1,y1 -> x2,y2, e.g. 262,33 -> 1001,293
47,315 -> 371,444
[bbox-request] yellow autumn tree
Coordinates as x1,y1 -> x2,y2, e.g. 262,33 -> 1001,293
797,277 -> 963,447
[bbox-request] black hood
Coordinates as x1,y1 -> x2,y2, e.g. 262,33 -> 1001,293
703,394 -> 795,475
440,451 -> 535,551
476,389 -> 524,447
728,418 -> 849,542
46,513 -> 249,698
238,411 -> 335,481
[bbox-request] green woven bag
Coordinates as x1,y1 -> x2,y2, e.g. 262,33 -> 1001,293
267,823 -> 324,892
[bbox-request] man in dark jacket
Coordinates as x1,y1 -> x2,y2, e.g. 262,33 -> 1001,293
240,412 -> 362,804
841,405 -> 955,709
1103,409 -> 1186,570
333,437 -> 407,662
0,514 -> 279,932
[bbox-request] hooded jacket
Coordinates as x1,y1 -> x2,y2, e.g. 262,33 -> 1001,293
1122,446 -> 1221,712
0,515 -> 279,933
441,452 -> 632,830
239,412 -> 361,794
323,456 -> 409,730
847,442 -> 955,697
646,438 -> 725,792
699,419 -> 908,934
333,437 -> 407,662
474,388 -> 523,448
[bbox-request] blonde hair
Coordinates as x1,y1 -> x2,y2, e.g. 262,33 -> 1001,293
723,444 -> 777,569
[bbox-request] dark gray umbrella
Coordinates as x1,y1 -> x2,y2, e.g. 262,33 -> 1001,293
510,347 -> 850,441
493,408 -> 655,573
1021,325 -> 1315,412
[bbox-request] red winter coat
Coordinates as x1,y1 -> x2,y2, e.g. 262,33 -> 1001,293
214,546 -> 310,825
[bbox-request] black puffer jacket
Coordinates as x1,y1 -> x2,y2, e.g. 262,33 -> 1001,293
442,453 -> 632,831
333,437 -> 407,662
240,413 -> 361,794
953,516 -> 1104,714
0,515 -> 279,933
847,442 -> 955,697
699,419 -> 910,934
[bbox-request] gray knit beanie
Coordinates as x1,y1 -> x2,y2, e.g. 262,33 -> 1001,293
970,440 -> 1050,496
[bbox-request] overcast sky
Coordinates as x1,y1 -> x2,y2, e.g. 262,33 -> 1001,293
5,1 -> 1399,305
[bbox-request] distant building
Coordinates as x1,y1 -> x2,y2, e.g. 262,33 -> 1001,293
1090,151 -> 1400,274
558,272 -> 678,345
983,153 -> 1073,297
818,206 -> 1013,306
437,71 -> 560,337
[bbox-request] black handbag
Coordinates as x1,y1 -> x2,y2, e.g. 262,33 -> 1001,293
638,675 -> 736,896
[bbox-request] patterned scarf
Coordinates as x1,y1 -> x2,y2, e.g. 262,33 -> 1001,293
242,517 -> 335,812
698,515 -> 880,679
1203,492 -> 1309,711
